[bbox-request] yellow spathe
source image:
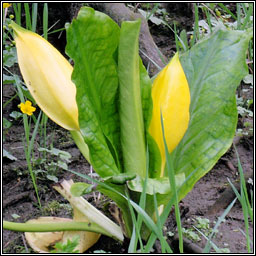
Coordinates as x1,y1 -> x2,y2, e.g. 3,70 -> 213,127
11,21 -> 79,131
149,53 -> 190,176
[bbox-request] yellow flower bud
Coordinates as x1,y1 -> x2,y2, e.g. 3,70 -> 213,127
149,53 -> 190,176
9,14 -> 14,19
10,21 -> 79,131
215,9 -> 221,17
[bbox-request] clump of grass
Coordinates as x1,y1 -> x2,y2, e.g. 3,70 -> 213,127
227,145 -> 253,253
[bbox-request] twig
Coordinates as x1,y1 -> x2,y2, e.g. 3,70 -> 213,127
21,234 -> 29,253
206,170 -> 253,216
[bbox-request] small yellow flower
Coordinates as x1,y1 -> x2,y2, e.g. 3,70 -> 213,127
18,100 -> 36,116
3,3 -> 12,8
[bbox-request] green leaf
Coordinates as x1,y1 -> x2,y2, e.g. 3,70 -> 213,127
66,7 -> 121,178
3,48 -> 17,67
3,148 -> 17,161
179,29 -> 189,51
108,173 -> 136,185
70,182 -> 94,196
46,174 -> 58,183
38,147 -> 71,162
243,74 -> 253,85
118,19 -> 146,177
50,235 -> 80,253
10,111 -> 23,120
128,173 -> 185,195
3,117 -> 12,129
3,74 -> 15,84
173,28 -> 252,200
11,213 -> 21,219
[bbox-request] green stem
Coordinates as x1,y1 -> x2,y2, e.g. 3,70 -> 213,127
3,93 -> 18,108
70,130 -> 90,163
15,77 -> 41,208
3,220 -> 118,240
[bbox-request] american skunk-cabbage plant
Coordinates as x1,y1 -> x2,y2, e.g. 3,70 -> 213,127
5,6 -> 252,252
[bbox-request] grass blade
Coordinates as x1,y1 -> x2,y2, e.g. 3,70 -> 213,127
236,3 -> 242,30
15,76 -> 41,208
191,3 -> 199,46
24,113 -> 42,208
43,3 -> 48,40
47,27 -> 66,36
152,190 -> 173,253
125,188 -> 144,253
162,21 -> 187,52
173,22 -> 180,52
31,3 -> 38,32
203,197 -> 237,253
203,7 -> 213,33
128,226 -> 137,253
130,147 -> 149,252
233,146 -> 252,252
195,226 -> 221,253
146,3 -> 160,21
24,3 -> 32,30
160,113 -> 183,253
234,145 -> 253,221
238,228 -> 253,247
28,111 -> 42,157
139,49 -> 163,70
217,3 -> 237,20
13,3 -> 22,25
241,4 -> 253,30
226,176 -> 251,252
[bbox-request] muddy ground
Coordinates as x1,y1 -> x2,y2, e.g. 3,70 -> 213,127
2,3 -> 253,254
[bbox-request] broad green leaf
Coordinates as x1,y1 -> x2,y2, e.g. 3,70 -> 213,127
66,7 -> 120,178
128,173 -> 185,195
118,19 -> 146,177
173,28 -> 252,200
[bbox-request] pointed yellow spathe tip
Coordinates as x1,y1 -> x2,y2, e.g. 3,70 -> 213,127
149,53 -> 190,176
